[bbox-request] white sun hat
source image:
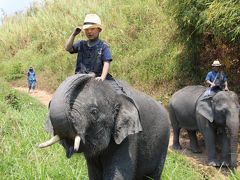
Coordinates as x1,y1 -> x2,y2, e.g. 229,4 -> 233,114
212,60 -> 222,67
82,14 -> 102,30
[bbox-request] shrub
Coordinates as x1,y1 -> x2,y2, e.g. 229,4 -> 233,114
4,90 -> 21,110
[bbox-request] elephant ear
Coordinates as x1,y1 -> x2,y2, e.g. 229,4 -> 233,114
228,91 -> 240,109
196,99 -> 214,122
114,94 -> 142,144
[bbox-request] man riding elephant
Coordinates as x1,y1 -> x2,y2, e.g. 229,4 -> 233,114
205,60 -> 229,96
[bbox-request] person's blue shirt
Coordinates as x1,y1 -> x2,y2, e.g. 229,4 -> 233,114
28,70 -> 36,81
205,70 -> 227,82
70,39 -> 112,79
71,40 -> 112,60
205,70 -> 227,91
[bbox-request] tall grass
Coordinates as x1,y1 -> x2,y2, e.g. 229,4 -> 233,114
0,80 -> 88,179
166,0 -> 240,42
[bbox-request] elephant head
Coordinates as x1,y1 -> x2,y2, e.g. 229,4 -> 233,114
39,74 -> 142,158
196,91 -> 239,167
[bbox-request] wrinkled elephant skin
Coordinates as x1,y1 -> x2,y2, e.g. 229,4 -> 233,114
40,74 -> 170,180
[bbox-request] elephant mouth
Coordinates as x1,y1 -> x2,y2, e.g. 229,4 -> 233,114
60,139 -> 75,158
38,126 -> 110,158
61,136 -> 87,158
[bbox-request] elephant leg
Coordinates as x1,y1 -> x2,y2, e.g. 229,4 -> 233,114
172,127 -> 182,150
86,158 -> 102,180
169,105 -> 182,150
187,130 -> 202,153
218,131 -> 230,166
202,128 -> 219,166
146,143 -> 169,180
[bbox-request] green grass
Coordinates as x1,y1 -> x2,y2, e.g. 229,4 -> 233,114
166,0 -> 240,42
162,152 -> 206,180
0,80 -> 88,179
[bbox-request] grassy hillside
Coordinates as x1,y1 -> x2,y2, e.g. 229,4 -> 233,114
0,0 -> 195,103
0,0 -> 239,97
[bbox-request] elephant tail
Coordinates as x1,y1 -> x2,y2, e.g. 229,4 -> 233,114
168,102 -> 179,128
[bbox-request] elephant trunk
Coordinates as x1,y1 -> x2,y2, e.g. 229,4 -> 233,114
49,74 -> 93,138
227,113 -> 239,167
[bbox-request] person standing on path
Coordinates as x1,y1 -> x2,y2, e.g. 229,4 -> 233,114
27,67 -> 37,93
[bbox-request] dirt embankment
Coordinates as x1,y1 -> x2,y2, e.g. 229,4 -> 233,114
13,86 -> 239,179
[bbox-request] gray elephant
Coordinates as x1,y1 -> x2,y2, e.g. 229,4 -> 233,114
39,74 -> 170,179
169,85 -> 239,167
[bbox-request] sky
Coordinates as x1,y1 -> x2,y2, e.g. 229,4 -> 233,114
0,0 -> 41,17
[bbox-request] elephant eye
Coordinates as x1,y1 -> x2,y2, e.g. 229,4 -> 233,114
90,107 -> 99,116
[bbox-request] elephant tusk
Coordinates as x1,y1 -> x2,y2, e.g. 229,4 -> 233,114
74,135 -> 81,151
38,135 -> 60,148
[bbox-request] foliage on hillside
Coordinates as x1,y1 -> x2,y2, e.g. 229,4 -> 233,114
167,0 -> 240,42
0,0 -> 239,98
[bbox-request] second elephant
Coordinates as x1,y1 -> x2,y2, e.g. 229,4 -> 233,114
169,85 -> 239,167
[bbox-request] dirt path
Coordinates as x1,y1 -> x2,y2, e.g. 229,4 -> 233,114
14,87 -> 52,106
13,86 -> 238,179
168,131 -> 235,179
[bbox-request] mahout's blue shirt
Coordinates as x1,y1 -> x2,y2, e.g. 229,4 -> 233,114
205,70 -> 227,82
205,70 -> 227,90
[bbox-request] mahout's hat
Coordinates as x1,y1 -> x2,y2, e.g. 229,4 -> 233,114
212,60 -> 222,67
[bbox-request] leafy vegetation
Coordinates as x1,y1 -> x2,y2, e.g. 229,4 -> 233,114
166,0 -> 240,42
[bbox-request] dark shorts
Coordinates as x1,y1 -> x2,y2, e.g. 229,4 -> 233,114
28,80 -> 36,89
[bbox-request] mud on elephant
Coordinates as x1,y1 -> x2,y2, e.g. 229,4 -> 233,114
39,74 -> 170,180
169,85 -> 239,167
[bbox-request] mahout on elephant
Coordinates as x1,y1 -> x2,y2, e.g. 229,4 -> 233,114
169,85 -> 239,167
39,74 -> 170,179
